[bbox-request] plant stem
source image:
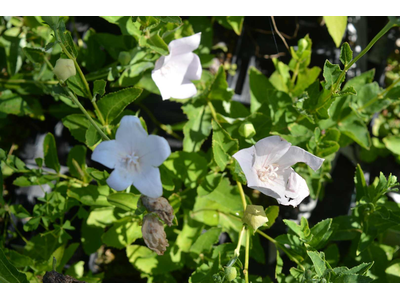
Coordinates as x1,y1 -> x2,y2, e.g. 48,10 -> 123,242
207,100 -> 219,122
244,229 -> 250,283
236,181 -> 247,211
54,28 -> 107,128
64,87 -> 110,141
7,212 -> 29,244
256,229 -> 305,271
313,21 -> 395,114
0,78 -> 59,85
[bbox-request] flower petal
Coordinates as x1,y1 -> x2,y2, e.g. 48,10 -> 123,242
274,146 -> 325,171
132,167 -> 163,198
116,116 -> 148,154
91,140 -> 122,169
249,168 -> 309,208
151,67 -> 172,100
107,167 -> 135,191
168,33 -> 201,56
140,135 -> 171,167
253,136 -> 291,168
184,53 -> 202,81
170,79 -> 198,99
233,146 -> 259,187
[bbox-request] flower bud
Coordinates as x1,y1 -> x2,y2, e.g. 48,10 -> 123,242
239,122 -> 256,139
53,58 -> 76,81
242,205 -> 268,231
225,267 -> 237,282
140,195 -> 174,227
141,214 -> 169,255
118,51 -> 131,66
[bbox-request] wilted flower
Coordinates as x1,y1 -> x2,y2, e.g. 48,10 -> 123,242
91,116 -> 171,198
242,205 -> 269,231
140,195 -> 174,227
151,33 -> 202,100
53,58 -> 76,81
233,136 -> 324,207
142,214 -> 169,255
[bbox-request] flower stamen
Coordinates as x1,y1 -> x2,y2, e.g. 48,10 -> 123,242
257,164 -> 279,183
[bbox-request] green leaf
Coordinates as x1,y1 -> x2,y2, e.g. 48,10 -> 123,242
190,227 -> 222,255
264,206 -> 279,229
93,80 -> 106,97
340,42 -> 353,67
208,66 -> 234,101
0,91 -> 44,119
323,60 -> 343,90
154,16 -> 182,25
97,87 -> 142,125
43,133 -> 60,173
284,217 -> 311,242
62,114 -> 90,143
85,123 -> 102,147
249,67 -> 277,112
316,140 -> 340,157
226,17 -> 244,35
107,193 -> 140,211
102,218 -> 142,249
67,74 -> 87,98
309,218 -> 333,249
307,250 -> 327,277
324,16 -> 347,48
146,30 -> 169,56
340,114 -> 371,149
57,243 -> 79,272
383,135 -> 400,155
212,120 -> 238,171
67,145 -> 87,180
67,185 -> 111,207
355,164 -> 368,202
386,260 -> 400,283
182,102 -> 212,152
275,249 -> 285,282
0,247 -> 29,283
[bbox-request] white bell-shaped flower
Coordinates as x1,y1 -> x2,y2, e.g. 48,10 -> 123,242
233,136 -> 325,207
151,33 -> 202,100
91,116 -> 171,198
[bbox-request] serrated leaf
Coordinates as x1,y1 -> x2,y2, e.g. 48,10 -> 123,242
307,250 -> 327,277
323,60 -> 343,90
62,114 -> 90,143
93,80 -> 106,97
97,87 -> 142,125
212,120 -> 238,171
340,42 -> 353,67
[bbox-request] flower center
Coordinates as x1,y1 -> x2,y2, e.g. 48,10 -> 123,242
257,164 -> 279,183
122,152 -> 140,171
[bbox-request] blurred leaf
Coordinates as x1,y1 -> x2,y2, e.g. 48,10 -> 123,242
102,218 -> 142,249
0,248 -> 29,283
43,133 -> 60,173
190,227 -> 222,255
107,193 -> 140,211
383,135 -> 400,155
226,17 -> 244,35
324,16 -> 347,48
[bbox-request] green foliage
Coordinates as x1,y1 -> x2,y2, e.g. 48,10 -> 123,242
1,15 -> 399,283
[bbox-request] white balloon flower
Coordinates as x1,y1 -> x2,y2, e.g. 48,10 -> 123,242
91,116 -> 171,198
151,33 -> 202,100
233,136 -> 325,207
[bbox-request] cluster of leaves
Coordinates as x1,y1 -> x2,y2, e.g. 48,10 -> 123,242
1,16 -> 400,283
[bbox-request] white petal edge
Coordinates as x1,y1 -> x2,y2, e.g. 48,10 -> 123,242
151,68 -> 172,100
91,140 -> 121,169
132,167 -> 163,198
107,168 -> 135,191
274,145 -> 325,171
233,146 -> 259,187
168,33 -> 201,56
184,53 -> 202,81
253,136 -> 292,168
116,115 -> 148,153
140,135 -> 171,167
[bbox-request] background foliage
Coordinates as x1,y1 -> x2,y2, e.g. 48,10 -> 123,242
1,16 -> 400,283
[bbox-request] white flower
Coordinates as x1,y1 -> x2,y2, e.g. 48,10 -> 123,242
151,33 -> 202,100
91,116 -> 171,198
233,136 -> 325,207
53,58 -> 76,81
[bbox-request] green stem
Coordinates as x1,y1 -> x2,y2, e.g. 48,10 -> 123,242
256,229 -> 305,271
244,229 -> 250,283
7,211 -> 29,244
64,87 -> 110,141
207,100 -> 219,122
236,181 -> 247,211
43,56 -> 54,71
0,78 -> 59,85
54,29 -> 107,128
313,21 -> 395,113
